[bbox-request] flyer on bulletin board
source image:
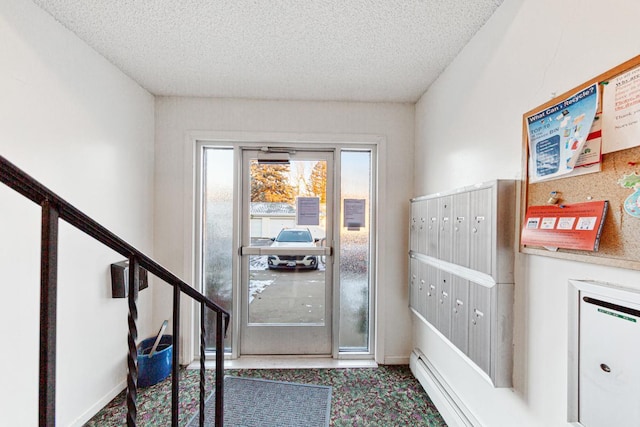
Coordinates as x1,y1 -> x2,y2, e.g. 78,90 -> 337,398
601,64 -> 640,154
527,83 -> 599,183
560,114 -> 603,179
521,201 -> 608,251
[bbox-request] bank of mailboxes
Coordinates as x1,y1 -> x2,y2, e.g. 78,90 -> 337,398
409,180 -> 516,387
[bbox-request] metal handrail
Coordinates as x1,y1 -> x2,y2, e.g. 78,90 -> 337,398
0,155 -> 229,426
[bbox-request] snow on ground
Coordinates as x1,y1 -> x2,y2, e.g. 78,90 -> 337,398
250,256 -> 269,271
248,255 -> 329,303
249,280 -> 272,303
249,257 -> 271,303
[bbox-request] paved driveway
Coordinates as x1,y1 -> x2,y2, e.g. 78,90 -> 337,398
248,268 -> 326,324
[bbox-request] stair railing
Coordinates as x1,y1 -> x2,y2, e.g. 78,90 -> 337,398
0,155 -> 230,427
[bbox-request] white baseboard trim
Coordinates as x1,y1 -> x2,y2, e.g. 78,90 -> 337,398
67,380 -> 126,427
410,349 -> 480,427
382,355 -> 410,365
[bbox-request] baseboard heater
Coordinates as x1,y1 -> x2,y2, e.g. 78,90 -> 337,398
410,350 -> 480,427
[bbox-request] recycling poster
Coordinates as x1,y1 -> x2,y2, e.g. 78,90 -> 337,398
527,83 -> 599,183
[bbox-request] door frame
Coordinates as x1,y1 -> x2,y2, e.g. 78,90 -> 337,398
186,131 -> 383,363
239,148 -> 335,355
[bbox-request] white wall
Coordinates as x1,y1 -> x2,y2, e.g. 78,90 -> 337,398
154,97 -> 415,364
414,0 -> 640,426
0,1 -> 155,426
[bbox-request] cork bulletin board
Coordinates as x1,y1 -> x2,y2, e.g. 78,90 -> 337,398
520,55 -> 640,270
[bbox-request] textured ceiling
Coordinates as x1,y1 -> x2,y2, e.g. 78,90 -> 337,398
31,0 -> 503,102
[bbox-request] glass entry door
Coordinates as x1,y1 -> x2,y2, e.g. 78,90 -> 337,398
239,149 -> 333,355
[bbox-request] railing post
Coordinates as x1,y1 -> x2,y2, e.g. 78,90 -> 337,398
126,256 -> 140,427
172,286 -> 180,426
199,304 -> 206,427
39,200 -> 58,427
215,311 -> 224,427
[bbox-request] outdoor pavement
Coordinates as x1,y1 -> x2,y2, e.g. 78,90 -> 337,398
248,268 -> 326,324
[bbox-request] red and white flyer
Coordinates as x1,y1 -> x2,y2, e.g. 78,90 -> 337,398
521,201 -> 608,251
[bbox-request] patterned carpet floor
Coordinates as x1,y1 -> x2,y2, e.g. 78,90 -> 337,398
85,365 -> 447,426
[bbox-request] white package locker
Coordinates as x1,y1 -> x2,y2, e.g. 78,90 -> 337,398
568,280 -> 640,427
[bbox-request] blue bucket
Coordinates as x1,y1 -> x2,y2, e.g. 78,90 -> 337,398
137,335 -> 172,387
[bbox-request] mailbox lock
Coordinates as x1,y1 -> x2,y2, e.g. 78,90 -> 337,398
600,363 -> 611,373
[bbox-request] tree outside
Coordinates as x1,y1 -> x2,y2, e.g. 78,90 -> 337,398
250,161 -> 294,203
250,160 -> 326,203
309,161 -> 327,203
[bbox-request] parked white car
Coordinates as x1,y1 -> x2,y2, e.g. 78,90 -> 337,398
267,228 -> 319,270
